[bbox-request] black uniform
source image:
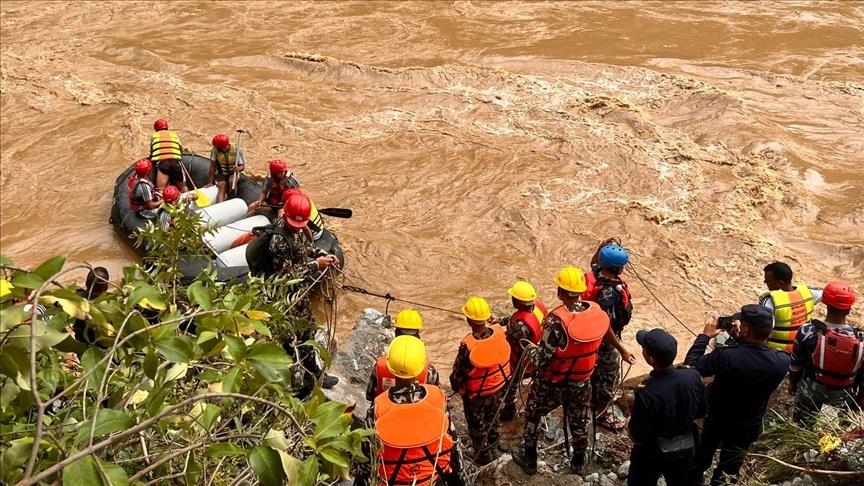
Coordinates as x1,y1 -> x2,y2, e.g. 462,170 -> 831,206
685,334 -> 790,485
627,367 -> 707,486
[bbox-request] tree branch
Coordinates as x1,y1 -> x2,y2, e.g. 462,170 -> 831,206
747,453 -> 864,477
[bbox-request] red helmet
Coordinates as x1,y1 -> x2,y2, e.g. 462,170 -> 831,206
162,185 -> 181,203
283,191 -> 311,228
823,281 -> 856,310
134,158 -> 153,176
153,119 -> 169,131
212,134 -> 230,150
269,159 -> 288,174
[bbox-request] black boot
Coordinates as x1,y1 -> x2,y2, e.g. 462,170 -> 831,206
570,451 -> 586,474
512,445 -> 537,475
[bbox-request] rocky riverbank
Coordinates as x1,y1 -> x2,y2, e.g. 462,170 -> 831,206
326,310 -> 864,485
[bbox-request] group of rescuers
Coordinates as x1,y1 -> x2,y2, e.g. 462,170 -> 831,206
354,253 -> 862,486
127,121 -> 864,486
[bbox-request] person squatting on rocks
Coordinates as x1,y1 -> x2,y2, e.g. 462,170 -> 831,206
128,158 -> 163,220
512,266 -> 610,475
685,304 -> 790,485
585,240 -> 637,430
149,118 -> 188,192
500,280 -> 548,421
628,328 -> 706,486
247,159 -> 301,219
207,133 -> 246,203
355,335 -> 464,486
760,261 -> 823,352
788,281 -> 863,425
449,296 -> 511,465
366,309 -> 442,401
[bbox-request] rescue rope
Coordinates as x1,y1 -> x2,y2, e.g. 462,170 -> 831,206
626,262 -> 699,338
339,284 -> 462,316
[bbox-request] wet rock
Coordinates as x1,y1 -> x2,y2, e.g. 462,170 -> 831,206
322,308 -> 393,421
584,472 -> 600,482
617,460 -> 630,478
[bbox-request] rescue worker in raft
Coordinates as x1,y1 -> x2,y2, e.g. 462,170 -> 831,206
149,119 -> 188,193
760,261 -> 822,352
207,133 -> 247,203
585,239 -> 637,430
355,335 -> 464,486
500,280 -> 548,421
789,281 -> 863,425
365,309 -> 442,401
450,296 -> 511,466
128,158 -> 163,219
246,159 -> 300,219
512,266 -> 610,475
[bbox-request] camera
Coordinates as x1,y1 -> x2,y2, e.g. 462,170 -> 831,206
717,315 -> 735,331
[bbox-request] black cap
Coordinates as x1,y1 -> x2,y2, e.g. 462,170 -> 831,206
731,304 -> 774,332
636,328 -> 678,366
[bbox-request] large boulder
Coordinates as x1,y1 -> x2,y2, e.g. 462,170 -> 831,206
323,308 -> 393,422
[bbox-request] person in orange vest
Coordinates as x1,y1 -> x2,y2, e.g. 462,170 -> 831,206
788,281 -> 862,425
500,280 -> 548,421
207,133 -> 247,203
512,266 -> 610,475
760,261 -> 823,352
149,119 -> 188,193
355,335 -> 464,486
365,309 -> 441,401
247,159 -> 301,218
449,296 -> 511,465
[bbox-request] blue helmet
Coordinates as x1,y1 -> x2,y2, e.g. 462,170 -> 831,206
599,244 -> 629,268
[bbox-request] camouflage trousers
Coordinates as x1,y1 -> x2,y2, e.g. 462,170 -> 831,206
462,390 -> 505,455
591,341 -> 621,409
794,376 -> 861,425
522,375 -> 591,455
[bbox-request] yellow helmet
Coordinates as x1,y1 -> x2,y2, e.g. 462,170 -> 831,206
462,296 -> 491,321
507,280 -> 537,302
386,335 -> 426,379
394,309 -> 423,330
553,266 -> 587,293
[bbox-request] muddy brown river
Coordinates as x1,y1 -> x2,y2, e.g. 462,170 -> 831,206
1,1 -> 862,376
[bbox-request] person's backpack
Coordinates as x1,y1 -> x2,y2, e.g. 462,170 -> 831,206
811,321 -> 864,388
245,225 -> 278,276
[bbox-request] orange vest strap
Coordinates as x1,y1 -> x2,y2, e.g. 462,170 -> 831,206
375,385 -> 448,448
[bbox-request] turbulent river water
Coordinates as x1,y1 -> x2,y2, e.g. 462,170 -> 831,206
1,1 -> 862,376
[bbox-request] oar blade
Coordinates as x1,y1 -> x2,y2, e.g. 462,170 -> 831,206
319,208 -> 352,218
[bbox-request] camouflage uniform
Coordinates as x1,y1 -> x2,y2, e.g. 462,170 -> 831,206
502,315 -> 535,418
450,327 -> 505,462
365,363 -> 442,401
588,266 -> 632,409
354,383 -> 464,486
521,311 -> 592,463
268,218 -> 320,276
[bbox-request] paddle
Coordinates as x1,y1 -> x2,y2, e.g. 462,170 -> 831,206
231,129 -> 251,196
263,204 -> 352,218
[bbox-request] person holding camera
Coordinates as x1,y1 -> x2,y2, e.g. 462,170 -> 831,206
685,305 -> 790,485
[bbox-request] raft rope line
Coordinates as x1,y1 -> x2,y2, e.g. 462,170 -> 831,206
338,284 -> 463,316
626,262 -> 699,339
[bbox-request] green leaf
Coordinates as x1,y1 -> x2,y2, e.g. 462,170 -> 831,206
63,454 -> 100,486
75,409 -> 135,445
186,281 -> 213,310
194,403 -> 220,431
145,386 -> 168,418
97,458 -> 129,486
205,443 -> 246,458
319,446 -> 350,468
279,451 -> 303,485
143,349 -> 158,380
222,367 -> 242,394
312,401 -> 348,440
249,445 -> 286,486
0,304 -> 26,333
246,343 -> 291,382
10,272 -> 44,290
128,284 -> 166,311
264,428 -> 291,451
154,336 -> 193,363
40,294 -> 89,320
33,255 -> 66,280
223,334 -> 246,361
165,362 -> 188,382
4,319 -> 69,351
80,348 -> 107,392
298,455 -> 319,485
1,438 -> 33,473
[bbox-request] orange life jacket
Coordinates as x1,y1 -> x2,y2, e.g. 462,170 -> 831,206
149,130 -> 182,163
543,302 -> 610,383
374,384 -> 454,486
459,326 -> 511,399
811,321 -> 864,388
374,355 -> 430,398
127,174 -> 154,212
509,307 -> 543,369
